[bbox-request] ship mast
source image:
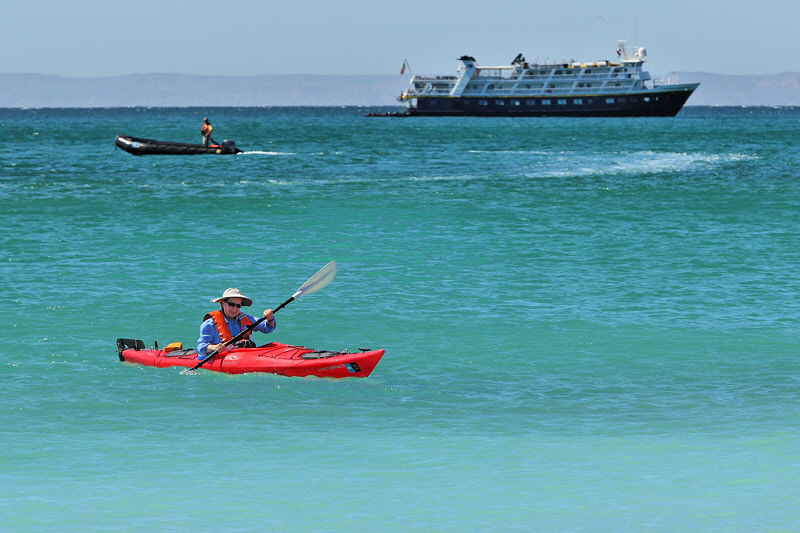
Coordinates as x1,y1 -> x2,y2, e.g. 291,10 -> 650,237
617,40 -> 647,65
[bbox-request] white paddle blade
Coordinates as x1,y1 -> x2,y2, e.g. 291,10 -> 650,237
293,261 -> 337,298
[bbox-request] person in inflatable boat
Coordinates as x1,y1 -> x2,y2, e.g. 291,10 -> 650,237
197,288 -> 276,360
201,117 -> 213,146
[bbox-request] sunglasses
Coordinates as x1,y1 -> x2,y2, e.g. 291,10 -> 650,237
225,301 -> 242,308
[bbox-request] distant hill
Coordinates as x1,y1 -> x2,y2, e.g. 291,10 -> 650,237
1,72 -> 800,108
672,72 -> 800,106
0,73 -> 409,108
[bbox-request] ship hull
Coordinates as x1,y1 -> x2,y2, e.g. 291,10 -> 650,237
403,84 -> 699,117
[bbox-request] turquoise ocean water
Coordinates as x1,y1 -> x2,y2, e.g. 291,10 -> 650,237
2,106 -> 799,531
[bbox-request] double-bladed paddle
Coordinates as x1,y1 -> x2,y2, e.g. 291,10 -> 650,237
189,261 -> 337,371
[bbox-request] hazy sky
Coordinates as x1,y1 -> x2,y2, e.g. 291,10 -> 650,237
2,0 -> 796,77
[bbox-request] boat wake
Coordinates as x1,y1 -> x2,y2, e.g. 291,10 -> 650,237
519,151 -> 758,179
240,150 -> 295,156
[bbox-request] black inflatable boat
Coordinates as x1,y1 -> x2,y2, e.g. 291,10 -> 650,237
115,134 -> 243,155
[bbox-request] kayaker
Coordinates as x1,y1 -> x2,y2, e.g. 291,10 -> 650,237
197,288 -> 276,360
201,117 -> 213,146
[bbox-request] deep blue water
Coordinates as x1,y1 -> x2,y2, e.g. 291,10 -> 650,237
1,106 -> 799,531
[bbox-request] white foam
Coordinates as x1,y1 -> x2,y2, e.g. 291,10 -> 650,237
240,151 -> 295,156
523,151 -> 759,179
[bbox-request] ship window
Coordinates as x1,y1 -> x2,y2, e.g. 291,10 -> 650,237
479,100 -> 488,106
526,100 -> 535,105
605,98 -> 615,104
512,100 -> 520,106
574,99 -> 583,105
542,99 -> 551,105
495,100 -> 504,106
557,99 -> 567,105
644,97 -> 651,102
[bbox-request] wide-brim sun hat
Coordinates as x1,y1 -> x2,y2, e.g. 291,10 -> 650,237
211,288 -> 252,307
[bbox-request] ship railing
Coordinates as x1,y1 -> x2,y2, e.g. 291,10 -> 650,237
410,75 -> 459,81
652,76 -> 683,87
458,85 -> 653,97
474,68 -> 519,80
499,86 -> 578,95
521,74 -> 610,81
415,87 -> 455,95
497,73 -> 641,84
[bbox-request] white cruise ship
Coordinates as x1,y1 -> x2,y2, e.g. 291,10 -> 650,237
394,41 -> 698,117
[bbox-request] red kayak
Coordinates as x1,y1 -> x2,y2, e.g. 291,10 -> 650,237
116,338 -> 384,378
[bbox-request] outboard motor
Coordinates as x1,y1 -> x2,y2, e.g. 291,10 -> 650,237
221,140 -> 236,151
